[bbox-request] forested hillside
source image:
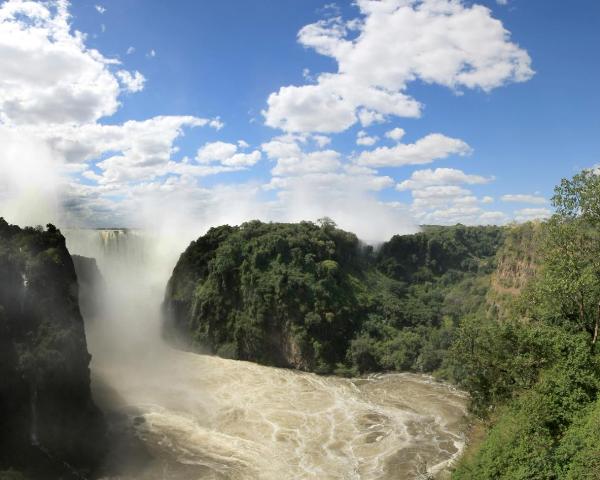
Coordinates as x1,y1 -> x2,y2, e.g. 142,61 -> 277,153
451,170 -> 600,479
163,219 -> 505,375
0,219 -> 106,479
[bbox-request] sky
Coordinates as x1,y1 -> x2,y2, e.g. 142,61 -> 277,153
0,0 -> 599,242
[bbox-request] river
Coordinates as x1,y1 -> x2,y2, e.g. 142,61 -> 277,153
65,229 -> 469,480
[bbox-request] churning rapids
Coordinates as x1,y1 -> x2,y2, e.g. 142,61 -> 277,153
65,229 -> 469,480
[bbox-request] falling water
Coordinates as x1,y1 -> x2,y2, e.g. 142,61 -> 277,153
30,384 -> 39,447
64,230 -> 469,480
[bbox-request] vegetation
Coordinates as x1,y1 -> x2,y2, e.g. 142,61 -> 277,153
164,219 -> 504,375
164,168 -> 600,478
451,169 -> 600,479
0,218 -> 106,479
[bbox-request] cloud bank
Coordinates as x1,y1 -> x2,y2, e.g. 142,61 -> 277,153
0,0 -> 545,243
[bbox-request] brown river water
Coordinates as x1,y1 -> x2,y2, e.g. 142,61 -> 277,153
66,229 -> 469,480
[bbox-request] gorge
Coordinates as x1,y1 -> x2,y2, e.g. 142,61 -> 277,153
4,184 -> 600,480
64,225 -> 472,479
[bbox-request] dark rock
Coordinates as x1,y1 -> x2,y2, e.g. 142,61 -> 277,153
0,218 -> 107,478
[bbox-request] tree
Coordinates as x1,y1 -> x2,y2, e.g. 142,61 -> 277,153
528,169 -> 600,346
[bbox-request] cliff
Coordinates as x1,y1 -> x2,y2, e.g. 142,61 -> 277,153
163,221 -> 506,374
163,220 -> 374,372
72,254 -> 105,320
0,218 -> 106,478
487,221 -> 542,319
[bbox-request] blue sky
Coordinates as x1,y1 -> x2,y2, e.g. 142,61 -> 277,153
1,0 -> 599,240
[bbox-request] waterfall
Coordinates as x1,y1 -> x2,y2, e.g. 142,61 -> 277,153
20,272 -> 28,313
30,384 -> 39,447
61,228 -> 469,479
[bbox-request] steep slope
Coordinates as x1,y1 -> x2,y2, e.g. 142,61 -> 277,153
486,221 -> 542,319
163,221 -> 506,375
0,218 -> 106,478
163,221 -> 375,372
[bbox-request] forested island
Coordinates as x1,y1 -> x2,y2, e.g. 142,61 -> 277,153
2,170 -> 600,479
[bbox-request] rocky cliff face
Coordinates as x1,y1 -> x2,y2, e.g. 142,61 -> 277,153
0,218 -> 106,478
487,222 -> 542,319
72,254 -> 105,321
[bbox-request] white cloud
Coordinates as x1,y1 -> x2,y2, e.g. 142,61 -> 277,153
0,0 -> 132,125
95,4 -> 106,14
147,49 -> 156,58
385,127 -> 406,141
496,0 -> 508,5
197,141 -> 261,167
263,0 -> 533,133
263,172 -> 410,243
482,195 -> 494,204
116,70 -> 146,92
356,130 -> 379,146
313,134 -> 331,147
514,207 -> 552,222
126,46 -> 135,55
208,117 -> 224,130
0,0 -> 522,239
197,141 -> 238,163
397,168 -> 493,190
357,133 -> 471,167
358,109 -> 386,127
501,194 -> 547,204
417,205 -> 508,225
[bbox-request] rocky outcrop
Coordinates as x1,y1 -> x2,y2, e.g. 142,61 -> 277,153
487,221 -> 542,319
162,221 -> 370,372
0,218 -> 106,478
72,254 -> 105,320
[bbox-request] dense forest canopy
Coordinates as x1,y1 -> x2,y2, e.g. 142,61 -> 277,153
451,169 -> 600,479
163,219 -> 505,375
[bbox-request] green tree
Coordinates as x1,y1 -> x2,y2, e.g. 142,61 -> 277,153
526,169 -> 600,346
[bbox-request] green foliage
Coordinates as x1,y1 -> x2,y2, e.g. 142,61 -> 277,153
451,170 -> 600,479
452,326 -> 600,480
165,220 -> 371,371
0,217 -> 106,475
165,221 -> 504,374
0,469 -> 28,480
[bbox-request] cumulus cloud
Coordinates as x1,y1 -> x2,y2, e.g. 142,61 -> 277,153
0,0 -> 533,239
385,127 -> 406,141
196,141 -> 262,167
356,130 -> 378,146
95,4 -> 106,14
357,134 -> 471,167
0,0 -> 140,125
116,70 -> 146,92
397,168 -> 493,190
263,0 -> 533,133
501,194 -> 547,204
262,135 -> 342,176
514,207 -> 552,222
396,168 -> 505,225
